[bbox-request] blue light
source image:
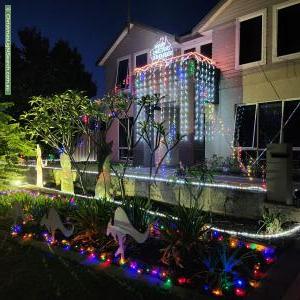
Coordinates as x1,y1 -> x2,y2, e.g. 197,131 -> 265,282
234,278 -> 246,288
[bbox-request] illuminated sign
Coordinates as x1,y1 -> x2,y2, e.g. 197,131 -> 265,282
150,36 -> 174,62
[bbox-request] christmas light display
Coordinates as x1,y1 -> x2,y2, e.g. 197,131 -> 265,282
150,36 -> 174,62
134,51 -> 218,142
11,219 -> 275,298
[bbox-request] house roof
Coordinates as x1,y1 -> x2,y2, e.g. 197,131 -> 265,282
96,22 -> 175,66
192,0 -> 234,33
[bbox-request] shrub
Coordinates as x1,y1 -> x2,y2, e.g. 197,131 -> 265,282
258,207 -> 284,234
71,198 -> 113,242
122,197 -> 152,233
160,203 -> 209,267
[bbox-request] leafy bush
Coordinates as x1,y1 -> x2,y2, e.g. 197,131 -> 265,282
71,198 -> 113,241
160,203 -> 209,267
258,207 -> 284,234
122,197 -> 152,233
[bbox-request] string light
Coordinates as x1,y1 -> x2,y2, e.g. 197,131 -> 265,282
9,190 -> 276,298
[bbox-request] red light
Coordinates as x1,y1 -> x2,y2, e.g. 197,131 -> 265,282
235,288 -> 246,297
265,257 -> 275,264
177,277 -> 187,285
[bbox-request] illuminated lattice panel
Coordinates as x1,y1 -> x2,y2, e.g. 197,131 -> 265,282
134,52 -> 219,142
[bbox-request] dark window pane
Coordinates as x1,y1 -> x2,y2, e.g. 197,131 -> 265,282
184,48 -> 196,54
117,59 -> 129,89
258,102 -> 282,148
239,16 -> 262,65
234,105 -> 256,147
277,3 -> 300,56
283,100 -> 300,147
135,53 -> 148,68
201,43 -> 212,58
119,117 -> 134,148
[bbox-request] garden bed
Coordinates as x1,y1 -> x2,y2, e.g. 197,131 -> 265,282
1,190 -> 281,298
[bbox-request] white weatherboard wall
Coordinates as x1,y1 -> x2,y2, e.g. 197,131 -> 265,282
205,22 -> 242,159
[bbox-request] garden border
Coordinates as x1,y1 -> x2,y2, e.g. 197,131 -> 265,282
0,229 -> 211,300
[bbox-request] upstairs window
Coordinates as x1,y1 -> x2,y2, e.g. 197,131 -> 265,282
236,10 -> 266,68
135,53 -> 148,68
116,57 -> 130,90
184,47 -> 196,54
274,1 -> 300,59
201,43 -> 212,59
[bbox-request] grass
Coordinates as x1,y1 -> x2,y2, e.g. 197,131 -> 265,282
0,230 -> 182,300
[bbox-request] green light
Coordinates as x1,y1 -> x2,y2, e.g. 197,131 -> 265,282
163,278 -> 172,289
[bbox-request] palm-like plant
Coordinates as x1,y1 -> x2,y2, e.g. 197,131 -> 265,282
71,198 -> 114,248
201,243 -> 257,292
160,203 -> 209,267
122,197 -> 152,233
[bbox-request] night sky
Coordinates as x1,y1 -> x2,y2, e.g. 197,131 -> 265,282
1,0 -> 219,96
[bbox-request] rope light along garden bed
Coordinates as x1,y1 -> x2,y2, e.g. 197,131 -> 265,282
1,190 -> 278,298
23,185 -> 300,240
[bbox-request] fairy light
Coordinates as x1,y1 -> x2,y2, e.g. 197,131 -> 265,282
8,190 -> 276,298
18,171 -> 300,240
135,52 -> 215,73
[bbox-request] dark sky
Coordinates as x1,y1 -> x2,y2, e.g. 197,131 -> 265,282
1,0 -> 219,96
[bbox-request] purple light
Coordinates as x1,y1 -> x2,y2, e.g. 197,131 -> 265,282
130,262 -> 137,270
151,268 -> 159,276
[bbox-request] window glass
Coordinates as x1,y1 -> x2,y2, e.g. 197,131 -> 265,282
239,15 -> 262,65
135,53 -> 148,68
201,43 -> 212,59
184,48 -> 196,54
119,117 -> 133,160
234,105 -> 256,147
116,58 -> 129,89
283,100 -> 300,147
277,3 -> 300,56
258,102 -> 282,148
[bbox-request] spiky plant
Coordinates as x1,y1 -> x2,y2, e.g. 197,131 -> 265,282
122,197 -> 152,233
71,198 -> 114,249
201,243 -> 257,292
160,203 -> 209,267
258,207 -> 284,234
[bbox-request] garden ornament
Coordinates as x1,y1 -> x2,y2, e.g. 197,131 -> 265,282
40,207 -> 74,240
53,153 -> 76,194
107,207 -> 149,260
95,155 -> 112,200
36,144 -> 43,187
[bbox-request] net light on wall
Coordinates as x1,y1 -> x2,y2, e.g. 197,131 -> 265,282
135,42 -> 218,144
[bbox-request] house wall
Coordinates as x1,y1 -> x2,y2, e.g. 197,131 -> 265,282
103,26 -> 177,93
103,25 -> 178,163
202,0 -> 300,159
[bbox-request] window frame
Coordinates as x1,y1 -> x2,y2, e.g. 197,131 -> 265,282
118,117 -> 134,161
133,50 -> 150,69
235,9 -> 267,70
200,42 -> 213,59
115,55 -> 131,91
272,0 -> 300,62
234,98 -> 300,151
180,38 -> 212,57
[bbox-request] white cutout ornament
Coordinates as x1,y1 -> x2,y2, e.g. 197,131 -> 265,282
40,207 -> 74,240
106,207 -> 149,260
